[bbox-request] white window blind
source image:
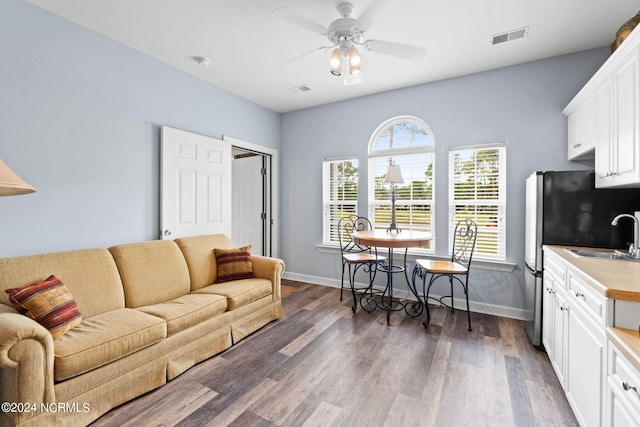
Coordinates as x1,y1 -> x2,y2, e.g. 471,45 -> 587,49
322,158 -> 358,245
448,143 -> 506,261
367,116 -> 435,252
368,153 -> 434,235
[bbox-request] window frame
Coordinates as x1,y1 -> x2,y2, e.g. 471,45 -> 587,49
448,142 -> 507,262
322,157 -> 359,245
367,116 -> 436,254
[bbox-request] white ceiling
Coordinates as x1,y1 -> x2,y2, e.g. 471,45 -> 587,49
26,0 -> 640,113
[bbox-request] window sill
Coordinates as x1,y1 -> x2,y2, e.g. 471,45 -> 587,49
316,244 -> 517,273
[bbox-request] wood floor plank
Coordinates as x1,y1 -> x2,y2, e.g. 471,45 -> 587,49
204,378 -> 279,427
90,283 -> 578,427
299,401 -> 342,427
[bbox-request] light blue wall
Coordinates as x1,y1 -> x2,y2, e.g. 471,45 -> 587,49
0,0 -> 279,257
280,48 -> 609,313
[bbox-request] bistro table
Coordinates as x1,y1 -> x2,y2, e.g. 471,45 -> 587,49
351,229 -> 433,324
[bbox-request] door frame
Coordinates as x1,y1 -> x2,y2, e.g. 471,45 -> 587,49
223,135 -> 279,258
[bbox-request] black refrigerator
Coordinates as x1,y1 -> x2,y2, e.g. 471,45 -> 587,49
524,170 -> 640,347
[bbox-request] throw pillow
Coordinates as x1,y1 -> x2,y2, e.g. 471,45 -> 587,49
5,275 -> 82,339
214,245 -> 254,283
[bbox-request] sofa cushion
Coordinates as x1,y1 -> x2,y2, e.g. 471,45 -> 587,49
214,245 -> 254,283
174,234 -> 234,291
0,248 -> 125,318
54,308 -> 166,381
5,275 -> 82,339
136,293 -> 227,336
109,240 -> 191,308
193,278 -> 272,310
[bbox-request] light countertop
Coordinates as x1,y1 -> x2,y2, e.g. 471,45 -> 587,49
608,327 -> 640,372
544,245 -> 640,302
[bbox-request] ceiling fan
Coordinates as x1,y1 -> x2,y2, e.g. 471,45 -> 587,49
276,2 -> 427,85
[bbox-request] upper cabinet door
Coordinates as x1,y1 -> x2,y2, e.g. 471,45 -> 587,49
567,97 -> 596,161
612,47 -> 640,187
595,78 -> 613,186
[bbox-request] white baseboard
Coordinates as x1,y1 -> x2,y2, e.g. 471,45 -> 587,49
282,271 -> 527,321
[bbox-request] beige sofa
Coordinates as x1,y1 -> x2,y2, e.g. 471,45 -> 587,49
0,234 -> 284,427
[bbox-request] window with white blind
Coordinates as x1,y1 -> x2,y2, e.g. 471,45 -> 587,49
322,157 -> 358,245
448,143 -> 506,261
368,116 -> 435,252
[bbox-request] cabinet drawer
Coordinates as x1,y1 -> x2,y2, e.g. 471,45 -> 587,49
609,343 -> 640,418
568,270 -> 606,328
544,253 -> 566,290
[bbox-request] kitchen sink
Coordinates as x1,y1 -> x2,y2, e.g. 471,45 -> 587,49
565,248 -> 637,261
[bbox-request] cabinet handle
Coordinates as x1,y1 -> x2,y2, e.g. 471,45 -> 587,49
560,305 -> 569,311
574,143 -> 582,149
575,292 -> 585,300
546,287 -> 555,294
623,381 -> 638,392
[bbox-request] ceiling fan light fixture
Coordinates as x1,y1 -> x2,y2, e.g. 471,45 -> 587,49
348,46 -> 362,66
329,48 -> 343,75
349,63 -> 361,76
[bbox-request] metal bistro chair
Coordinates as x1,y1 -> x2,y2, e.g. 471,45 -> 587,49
338,215 -> 386,313
411,218 -> 477,331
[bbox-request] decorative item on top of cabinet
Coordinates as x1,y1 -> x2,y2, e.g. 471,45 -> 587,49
612,10 -> 640,53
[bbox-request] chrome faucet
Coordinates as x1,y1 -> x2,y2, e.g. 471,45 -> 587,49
612,213 -> 640,259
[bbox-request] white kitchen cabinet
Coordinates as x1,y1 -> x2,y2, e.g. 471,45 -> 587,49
565,270 -> 607,426
567,96 -> 596,160
595,77 -> 613,186
565,25 -> 640,188
543,249 -> 608,426
606,340 -> 640,426
543,250 -> 568,384
596,45 -> 640,188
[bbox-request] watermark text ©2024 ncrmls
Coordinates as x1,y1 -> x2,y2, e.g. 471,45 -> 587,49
1,401 -> 90,414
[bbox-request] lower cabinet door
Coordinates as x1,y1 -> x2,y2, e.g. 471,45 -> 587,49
608,381 -> 640,427
566,306 -> 605,427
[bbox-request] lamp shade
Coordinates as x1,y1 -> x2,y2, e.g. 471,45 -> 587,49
0,159 -> 36,196
385,164 -> 404,184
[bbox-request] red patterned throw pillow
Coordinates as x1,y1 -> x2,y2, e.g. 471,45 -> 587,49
5,275 -> 82,339
214,245 -> 254,283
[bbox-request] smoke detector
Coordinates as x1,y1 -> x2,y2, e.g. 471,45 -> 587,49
192,56 -> 211,67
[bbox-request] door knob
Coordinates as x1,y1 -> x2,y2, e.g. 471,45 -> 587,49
164,229 -> 172,237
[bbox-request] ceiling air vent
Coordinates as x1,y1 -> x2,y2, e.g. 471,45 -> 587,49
288,84 -> 312,94
491,27 -> 529,45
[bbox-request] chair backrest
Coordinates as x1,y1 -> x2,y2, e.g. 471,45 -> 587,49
338,215 -> 374,255
451,218 -> 478,268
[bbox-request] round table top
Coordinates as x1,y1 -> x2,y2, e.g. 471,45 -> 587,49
351,230 -> 433,248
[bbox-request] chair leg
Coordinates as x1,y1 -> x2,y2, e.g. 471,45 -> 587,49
423,274 -> 435,329
464,281 -> 472,332
449,274 -> 455,313
349,264 -> 358,313
340,261 -> 346,301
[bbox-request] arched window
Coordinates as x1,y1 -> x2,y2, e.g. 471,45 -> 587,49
368,116 -> 435,251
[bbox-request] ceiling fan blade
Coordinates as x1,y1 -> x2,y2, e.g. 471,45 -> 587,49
364,40 -> 427,61
277,47 -> 330,67
268,6 -> 328,36
355,0 -> 383,31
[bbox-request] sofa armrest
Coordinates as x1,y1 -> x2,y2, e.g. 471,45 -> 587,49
251,255 -> 285,301
0,313 -> 55,412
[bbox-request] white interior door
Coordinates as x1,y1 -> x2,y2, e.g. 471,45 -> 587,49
161,126 -> 232,239
232,153 -> 264,254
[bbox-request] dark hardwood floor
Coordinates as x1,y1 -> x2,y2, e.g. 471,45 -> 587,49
92,280 -> 578,426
